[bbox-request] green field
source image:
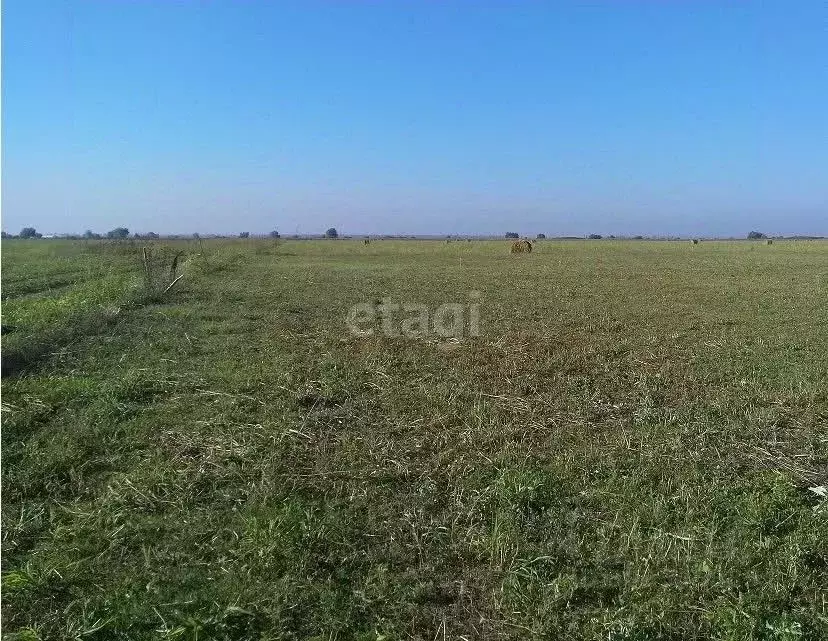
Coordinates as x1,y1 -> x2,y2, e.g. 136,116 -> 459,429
2,238 -> 827,640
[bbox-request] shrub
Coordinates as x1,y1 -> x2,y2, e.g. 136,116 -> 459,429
536,233 -> 546,239
747,231 -> 767,239
325,228 -> 338,238
588,234 -> 603,240
19,227 -> 41,239
505,232 -> 520,239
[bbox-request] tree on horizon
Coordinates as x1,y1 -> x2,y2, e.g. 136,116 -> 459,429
20,227 -> 42,239
107,227 -> 129,239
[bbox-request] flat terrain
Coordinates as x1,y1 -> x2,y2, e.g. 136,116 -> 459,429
2,238 -> 827,640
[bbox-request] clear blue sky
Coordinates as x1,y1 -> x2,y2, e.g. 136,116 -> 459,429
3,1 -> 827,237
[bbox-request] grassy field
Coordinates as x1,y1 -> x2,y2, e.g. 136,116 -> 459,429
2,238 -> 827,640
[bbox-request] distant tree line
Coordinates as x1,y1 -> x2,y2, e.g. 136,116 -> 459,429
0,227 -> 808,242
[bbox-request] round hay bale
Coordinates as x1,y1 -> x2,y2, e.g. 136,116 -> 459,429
509,239 -> 533,254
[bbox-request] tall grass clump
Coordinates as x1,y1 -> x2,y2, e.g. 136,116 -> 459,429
138,246 -> 185,302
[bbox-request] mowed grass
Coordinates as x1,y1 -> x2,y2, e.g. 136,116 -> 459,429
2,238 -> 827,640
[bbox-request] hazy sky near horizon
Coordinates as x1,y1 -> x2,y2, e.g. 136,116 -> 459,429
3,1 -> 827,237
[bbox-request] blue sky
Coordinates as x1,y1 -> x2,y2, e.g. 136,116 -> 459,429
3,1 -> 826,237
